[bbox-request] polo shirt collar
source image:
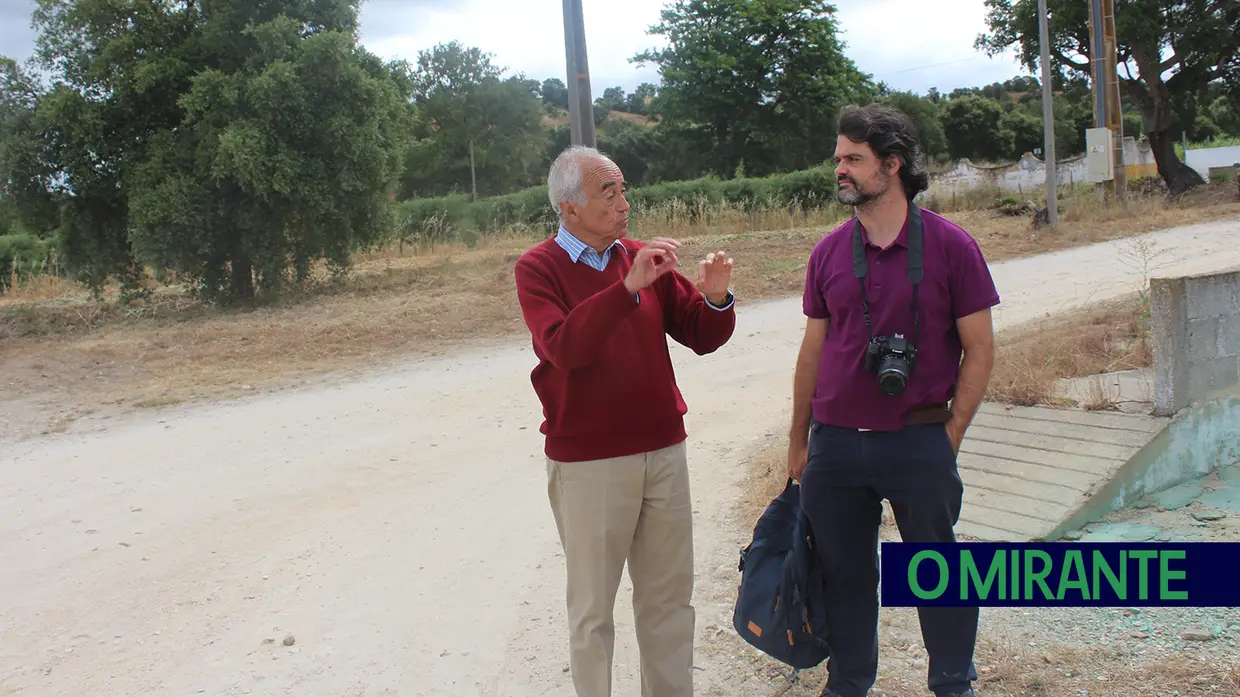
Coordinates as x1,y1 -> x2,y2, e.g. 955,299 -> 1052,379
859,213 -> 911,250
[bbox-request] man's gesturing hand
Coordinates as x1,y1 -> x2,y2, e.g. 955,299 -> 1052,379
624,237 -> 680,294
697,249 -> 733,306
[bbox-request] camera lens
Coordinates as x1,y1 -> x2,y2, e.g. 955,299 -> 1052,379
877,355 -> 910,395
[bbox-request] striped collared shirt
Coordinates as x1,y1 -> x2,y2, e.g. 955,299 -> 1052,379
554,225 -> 626,270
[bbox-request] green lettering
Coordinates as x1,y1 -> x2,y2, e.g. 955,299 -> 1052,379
962,550 -> 1005,600
1023,550 -> 1055,600
1010,546 -> 1019,599
1092,549 -> 1127,600
1057,550 -> 1090,600
1130,550 -> 1158,600
909,551 -> 949,600
1159,550 -> 1188,600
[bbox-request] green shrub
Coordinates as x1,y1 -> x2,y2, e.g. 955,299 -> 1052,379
0,233 -> 56,292
769,166 -> 838,208
396,164 -> 839,244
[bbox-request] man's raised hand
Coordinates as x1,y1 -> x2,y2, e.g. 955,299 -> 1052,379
697,249 -> 733,306
624,237 -> 680,294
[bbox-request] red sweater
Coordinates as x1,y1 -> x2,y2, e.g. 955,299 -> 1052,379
514,236 -> 737,463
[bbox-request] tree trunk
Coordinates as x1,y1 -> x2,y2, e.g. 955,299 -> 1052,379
1147,129 -> 1206,197
221,186 -> 254,301
230,254 -> 254,300
1122,57 -> 1206,197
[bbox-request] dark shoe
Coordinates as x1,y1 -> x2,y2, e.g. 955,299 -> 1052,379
936,689 -> 976,697
820,686 -> 871,697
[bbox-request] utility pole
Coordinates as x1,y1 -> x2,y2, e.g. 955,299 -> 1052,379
1089,0 -> 1127,203
1038,0 -> 1058,228
1102,0 -> 1126,202
562,0 -> 596,147
1089,0 -> 1107,130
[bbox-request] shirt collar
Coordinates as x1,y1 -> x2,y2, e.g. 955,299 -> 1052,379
557,225 -> 626,262
858,215 -> 910,250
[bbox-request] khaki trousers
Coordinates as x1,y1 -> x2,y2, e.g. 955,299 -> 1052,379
546,440 -> 695,697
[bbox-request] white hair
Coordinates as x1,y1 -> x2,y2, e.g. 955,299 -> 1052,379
547,146 -> 613,220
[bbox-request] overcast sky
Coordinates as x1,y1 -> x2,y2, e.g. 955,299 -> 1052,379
0,0 -> 1032,96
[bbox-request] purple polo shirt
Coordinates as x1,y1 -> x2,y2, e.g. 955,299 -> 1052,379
802,207 -> 1000,431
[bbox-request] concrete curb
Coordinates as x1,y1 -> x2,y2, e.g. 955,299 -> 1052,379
1044,385 -> 1240,541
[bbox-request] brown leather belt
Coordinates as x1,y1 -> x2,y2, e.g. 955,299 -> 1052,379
855,404 -> 951,432
905,403 -> 952,425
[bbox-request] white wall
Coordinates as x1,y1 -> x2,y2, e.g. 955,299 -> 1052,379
1186,145 -> 1240,178
925,136 -> 1158,198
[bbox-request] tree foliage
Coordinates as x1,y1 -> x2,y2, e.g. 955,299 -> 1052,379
402,41 -> 546,200
632,0 -> 877,178
0,57 -> 60,238
976,0 -> 1240,194
1,0 -> 412,302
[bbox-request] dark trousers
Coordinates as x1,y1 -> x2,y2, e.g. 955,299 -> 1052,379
799,420 -> 979,697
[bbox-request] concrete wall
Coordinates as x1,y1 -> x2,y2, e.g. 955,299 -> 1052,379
1151,267 -> 1240,416
922,140 -> 1240,198
1039,266 -> 1240,540
1186,144 -> 1240,179
925,136 -> 1158,198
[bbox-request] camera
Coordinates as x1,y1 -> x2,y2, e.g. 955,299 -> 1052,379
863,333 -> 917,396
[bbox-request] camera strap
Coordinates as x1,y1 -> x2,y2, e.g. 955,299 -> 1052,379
851,200 -> 923,348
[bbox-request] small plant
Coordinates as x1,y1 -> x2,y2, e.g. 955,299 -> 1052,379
1119,235 -> 1167,342
1137,285 -> 1152,336
1082,376 -> 1120,411
997,195 -> 1030,216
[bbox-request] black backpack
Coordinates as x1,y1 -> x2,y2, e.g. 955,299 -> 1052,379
732,478 -> 832,672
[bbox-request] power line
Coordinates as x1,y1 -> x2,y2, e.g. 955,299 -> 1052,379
875,55 -> 987,77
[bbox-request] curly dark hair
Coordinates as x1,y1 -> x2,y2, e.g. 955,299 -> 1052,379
837,103 -> 930,201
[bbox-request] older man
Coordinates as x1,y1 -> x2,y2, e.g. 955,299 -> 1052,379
514,145 -> 737,697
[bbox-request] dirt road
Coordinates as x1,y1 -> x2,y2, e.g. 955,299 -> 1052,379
2,218 -> 1239,697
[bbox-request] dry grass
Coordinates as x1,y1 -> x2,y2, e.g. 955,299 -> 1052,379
2,255 -> 69,304
628,198 -> 850,242
2,181 -> 1237,425
972,644 -> 1240,697
984,293 -> 1153,407
1,243 -> 532,413
727,622 -> 1240,697
3,271 -> 68,304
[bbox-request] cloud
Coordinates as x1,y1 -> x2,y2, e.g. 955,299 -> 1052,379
357,0 -> 667,92
0,0 -> 39,64
0,0 -> 1033,96
831,0 -> 1030,94
356,0 -> 1031,96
